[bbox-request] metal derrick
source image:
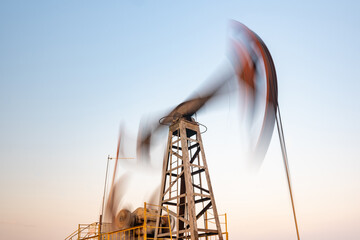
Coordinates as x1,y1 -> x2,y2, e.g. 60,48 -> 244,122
155,117 -> 224,240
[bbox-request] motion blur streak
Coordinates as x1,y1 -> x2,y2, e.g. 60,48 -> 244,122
136,20 -> 278,167
106,20 -> 281,230
104,173 -> 130,232
229,20 -> 278,167
105,20 -> 300,238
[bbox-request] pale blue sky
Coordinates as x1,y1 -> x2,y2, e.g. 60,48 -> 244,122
1,1 -> 359,240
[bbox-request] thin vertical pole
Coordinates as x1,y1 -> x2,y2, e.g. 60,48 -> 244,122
275,109 -> 300,240
101,156 -> 111,226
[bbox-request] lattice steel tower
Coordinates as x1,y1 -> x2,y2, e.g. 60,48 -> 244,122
155,117 -> 223,240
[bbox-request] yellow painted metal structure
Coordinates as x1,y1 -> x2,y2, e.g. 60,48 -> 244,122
65,202 -> 228,240
65,203 -> 173,240
203,213 -> 228,240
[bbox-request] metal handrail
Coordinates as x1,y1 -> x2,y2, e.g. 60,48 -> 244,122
203,213 -> 229,240
65,202 -> 173,240
65,222 -> 99,240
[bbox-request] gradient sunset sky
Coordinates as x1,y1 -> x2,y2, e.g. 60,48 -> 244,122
1,1 -> 359,240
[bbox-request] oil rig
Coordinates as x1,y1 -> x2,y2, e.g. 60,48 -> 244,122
65,116 -> 229,240
65,20 -> 300,240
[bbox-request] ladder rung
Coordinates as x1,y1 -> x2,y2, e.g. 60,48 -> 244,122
166,172 -> 178,177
